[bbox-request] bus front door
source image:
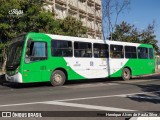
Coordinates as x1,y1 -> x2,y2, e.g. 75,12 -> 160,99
22,41 -> 48,83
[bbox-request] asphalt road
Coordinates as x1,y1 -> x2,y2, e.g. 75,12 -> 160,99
0,74 -> 160,120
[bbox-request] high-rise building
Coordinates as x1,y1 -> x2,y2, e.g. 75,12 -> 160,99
45,0 -> 102,39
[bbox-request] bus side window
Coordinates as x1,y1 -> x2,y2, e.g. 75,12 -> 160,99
74,42 -> 92,58
149,48 -> 154,59
93,43 -> 109,58
125,46 -> 137,59
138,47 -> 148,59
25,41 -> 47,63
110,45 -> 124,58
51,40 -> 73,57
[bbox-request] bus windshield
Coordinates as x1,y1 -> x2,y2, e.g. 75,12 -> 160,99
6,36 -> 25,70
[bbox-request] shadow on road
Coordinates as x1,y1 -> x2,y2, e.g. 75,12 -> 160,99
0,74 -> 160,91
0,81 -> 52,89
0,76 -> 122,89
126,84 -> 160,104
0,79 -> 110,89
64,77 -> 121,85
109,74 -> 160,104
0,74 -> 52,89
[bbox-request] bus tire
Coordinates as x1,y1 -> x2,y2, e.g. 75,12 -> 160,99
122,68 -> 131,81
50,70 -> 66,86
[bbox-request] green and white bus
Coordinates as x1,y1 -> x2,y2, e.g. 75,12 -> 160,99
5,32 -> 155,86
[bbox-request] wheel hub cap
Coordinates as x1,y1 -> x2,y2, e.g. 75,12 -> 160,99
54,74 -> 62,83
124,71 -> 129,78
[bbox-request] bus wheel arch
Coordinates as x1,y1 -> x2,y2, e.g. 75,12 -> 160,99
50,68 -> 67,86
122,67 -> 131,81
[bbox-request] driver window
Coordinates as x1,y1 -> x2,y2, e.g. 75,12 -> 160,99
25,41 -> 47,63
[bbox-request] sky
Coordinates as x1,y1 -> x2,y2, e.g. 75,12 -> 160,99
102,0 -> 160,46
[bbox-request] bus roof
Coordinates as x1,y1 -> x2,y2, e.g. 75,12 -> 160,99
27,32 -> 153,47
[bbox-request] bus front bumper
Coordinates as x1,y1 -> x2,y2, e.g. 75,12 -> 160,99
5,72 -> 23,83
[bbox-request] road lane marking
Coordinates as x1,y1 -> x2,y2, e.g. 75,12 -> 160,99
0,102 -> 43,108
43,101 -> 136,111
0,91 -> 159,108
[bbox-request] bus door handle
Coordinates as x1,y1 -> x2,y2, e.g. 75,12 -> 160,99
24,70 -> 29,72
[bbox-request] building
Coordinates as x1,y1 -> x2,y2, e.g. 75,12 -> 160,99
45,0 -> 102,39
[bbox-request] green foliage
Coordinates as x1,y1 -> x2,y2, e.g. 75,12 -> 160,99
0,41 -> 10,58
0,0 -> 87,43
111,21 -> 159,52
0,0 -> 87,71
0,0 -> 45,42
60,16 -> 87,37
111,21 -> 139,43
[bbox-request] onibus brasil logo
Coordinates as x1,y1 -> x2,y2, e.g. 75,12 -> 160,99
8,9 -> 23,16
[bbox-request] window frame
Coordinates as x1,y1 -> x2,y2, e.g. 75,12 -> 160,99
93,43 -> 109,58
74,41 -> 92,58
149,48 -> 154,59
110,44 -> 124,59
124,46 -> 137,59
51,40 -> 73,57
25,41 -> 48,63
137,47 -> 149,59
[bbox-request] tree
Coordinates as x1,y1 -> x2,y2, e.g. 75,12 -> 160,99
60,16 -> 87,37
0,0 -> 87,42
0,43 -> 9,72
0,0 -> 49,42
140,21 -> 159,52
0,0 -> 51,72
111,21 -> 159,52
112,21 -> 140,43
0,0 -> 87,72
103,0 -> 130,40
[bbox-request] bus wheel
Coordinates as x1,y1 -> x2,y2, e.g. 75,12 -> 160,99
51,70 -> 66,86
122,68 -> 131,81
